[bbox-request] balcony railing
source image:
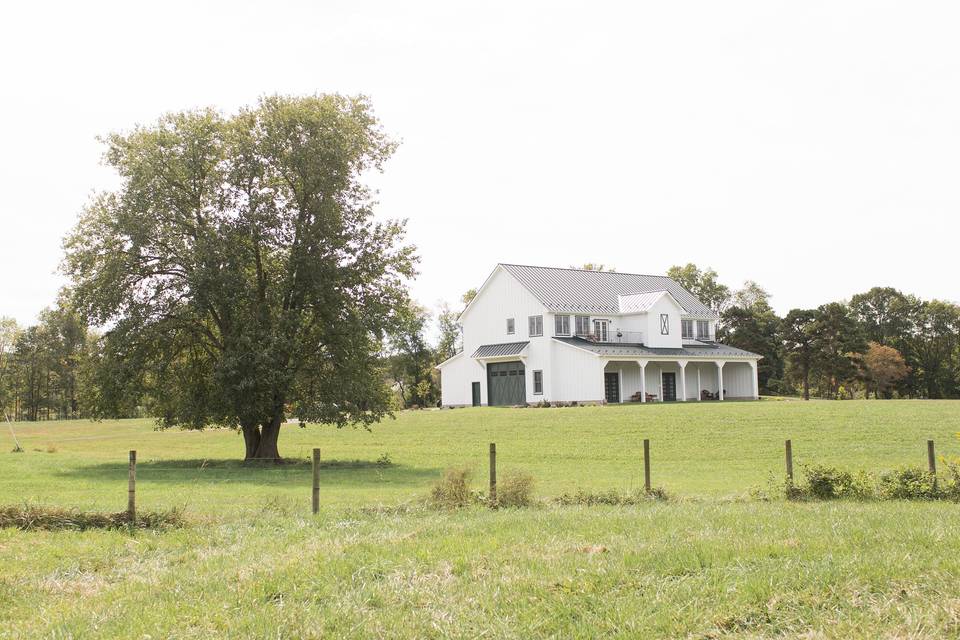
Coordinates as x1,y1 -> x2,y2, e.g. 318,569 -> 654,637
575,330 -> 645,345
683,332 -> 716,342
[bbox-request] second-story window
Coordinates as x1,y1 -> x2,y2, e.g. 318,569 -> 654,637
574,315 -> 591,336
697,320 -> 710,340
528,315 -> 543,337
506,318 -> 515,335
593,319 -> 609,342
660,313 -> 670,335
555,314 -> 570,336
682,319 -> 694,339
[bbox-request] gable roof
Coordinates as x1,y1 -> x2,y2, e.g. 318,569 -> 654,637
617,290 -> 684,314
499,264 -> 717,318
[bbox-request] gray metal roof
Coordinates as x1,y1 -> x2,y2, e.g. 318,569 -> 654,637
553,337 -> 761,359
471,341 -> 530,358
500,264 -> 717,318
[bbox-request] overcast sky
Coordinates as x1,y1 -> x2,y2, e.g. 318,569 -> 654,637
1,0 -> 958,326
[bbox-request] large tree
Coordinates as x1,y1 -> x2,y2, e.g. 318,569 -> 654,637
65,95 -> 416,461
781,309 -> 817,400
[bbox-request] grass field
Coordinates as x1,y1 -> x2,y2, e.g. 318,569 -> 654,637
3,400 -> 960,638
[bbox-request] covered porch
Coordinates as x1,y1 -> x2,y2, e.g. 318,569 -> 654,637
602,359 -> 758,403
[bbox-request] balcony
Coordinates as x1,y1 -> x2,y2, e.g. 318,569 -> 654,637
683,332 -> 716,343
575,330 -> 645,345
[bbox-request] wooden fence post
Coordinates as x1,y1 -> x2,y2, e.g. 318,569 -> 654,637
643,439 -> 651,493
928,440 -> 937,490
127,450 -> 136,522
785,440 -> 793,482
312,448 -> 321,514
489,443 -> 497,505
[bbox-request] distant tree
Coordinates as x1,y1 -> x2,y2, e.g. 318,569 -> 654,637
573,263 -> 615,272
900,300 -> 960,398
809,302 -> 866,398
849,287 -> 913,346
731,281 -> 771,312
435,302 -> 461,362
386,303 -> 439,408
781,309 -> 817,400
0,317 -> 20,417
461,288 -> 478,307
859,342 -> 910,398
64,95 -> 416,460
720,304 -> 783,394
667,264 -> 731,316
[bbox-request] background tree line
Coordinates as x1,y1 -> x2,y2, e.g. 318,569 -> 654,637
668,264 -> 960,400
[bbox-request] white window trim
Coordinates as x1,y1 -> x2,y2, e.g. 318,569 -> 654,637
528,315 -> 543,337
533,370 -> 543,395
506,318 -> 515,335
555,314 -> 571,336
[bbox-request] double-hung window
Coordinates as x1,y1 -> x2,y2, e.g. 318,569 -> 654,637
574,315 -> 591,336
681,319 -> 694,339
533,370 -> 543,394
697,320 -> 711,340
528,315 -> 543,337
506,318 -> 515,335
555,314 -> 571,336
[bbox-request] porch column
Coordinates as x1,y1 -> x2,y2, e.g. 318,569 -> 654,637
749,360 -> 759,400
716,361 -> 725,401
637,360 -> 647,402
696,365 -> 702,401
677,360 -> 687,401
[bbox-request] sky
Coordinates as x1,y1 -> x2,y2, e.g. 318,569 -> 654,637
1,0 -> 958,326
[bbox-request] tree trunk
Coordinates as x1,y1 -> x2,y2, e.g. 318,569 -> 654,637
802,370 -> 810,401
241,421 -> 261,461
253,413 -> 283,461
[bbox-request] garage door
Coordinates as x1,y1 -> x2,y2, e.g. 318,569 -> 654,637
487,361 -> 526,406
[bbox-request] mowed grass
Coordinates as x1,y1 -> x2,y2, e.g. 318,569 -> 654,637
3,400 -> 960,638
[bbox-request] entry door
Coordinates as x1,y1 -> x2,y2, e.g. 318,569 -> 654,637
662,372 -> 677,401
487,361 -> 526,406
471,382 -> 481,406
604,371 -> 620,403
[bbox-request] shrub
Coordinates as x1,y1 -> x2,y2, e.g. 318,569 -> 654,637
429,468 -> 474,509
801,465 -> 855,499
878,467 -> 938,500
375,452 -> 392,466
496,470 -> 535,507
555,488 -> 670,506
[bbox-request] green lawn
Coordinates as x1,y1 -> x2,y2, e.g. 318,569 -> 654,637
3,400 -> 960,638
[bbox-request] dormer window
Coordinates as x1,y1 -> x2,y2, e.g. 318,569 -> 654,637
506,318 -> 515,335
660,314 -> 670,335
555,314 -> 570,336
697,320 -> 710,340
681,319 -> 694,339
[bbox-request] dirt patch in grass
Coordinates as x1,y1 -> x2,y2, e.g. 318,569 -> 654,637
0,504 -> 186,531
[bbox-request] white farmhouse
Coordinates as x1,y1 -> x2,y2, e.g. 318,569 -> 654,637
437,264 -> 762,407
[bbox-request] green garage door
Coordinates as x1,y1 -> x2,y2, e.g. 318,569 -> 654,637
487,361 -> 526,406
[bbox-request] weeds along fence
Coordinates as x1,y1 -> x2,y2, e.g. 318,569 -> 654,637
111,439 -> 948,517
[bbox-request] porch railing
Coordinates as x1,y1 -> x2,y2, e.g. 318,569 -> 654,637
576,330 -> 645,345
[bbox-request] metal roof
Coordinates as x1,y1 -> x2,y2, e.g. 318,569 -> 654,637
553,337 -> 761,359
617,290 -> 682,313
471,341 -> 530,358
499,264 -> 717,318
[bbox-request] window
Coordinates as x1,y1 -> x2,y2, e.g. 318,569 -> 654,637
575,315 -> 591,336
528,315 -> 543,337
697,320 -> 711,340
533,370 -> 543,394
681,319 -> 694,339
506,318 -> 515,334
593,319 -> 609,342
555,314 -> 570,336
660,313 -> 670,335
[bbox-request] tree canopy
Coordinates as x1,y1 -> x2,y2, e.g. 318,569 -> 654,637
63,95 -> 416,460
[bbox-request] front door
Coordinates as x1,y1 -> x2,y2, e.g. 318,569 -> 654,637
604,371 -> 620,403
662,372 -> 677,401
471,382 -> 481,406
487,361 -> 526,406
